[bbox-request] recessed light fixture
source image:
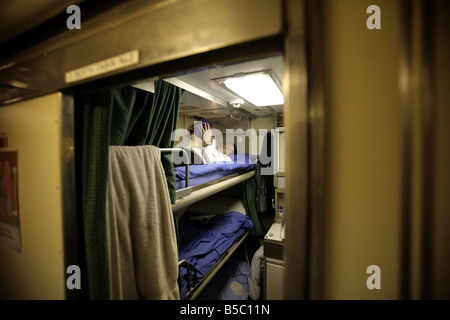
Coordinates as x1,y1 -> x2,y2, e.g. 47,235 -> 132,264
213,70 -> 284,107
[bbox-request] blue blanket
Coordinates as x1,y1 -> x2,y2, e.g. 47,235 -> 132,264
174,153 -> 256,189
178,211 -> 254,299
196,259 -> 251,300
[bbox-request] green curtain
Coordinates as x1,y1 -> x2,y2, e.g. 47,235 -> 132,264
109,81 -> 183,203
79,89 -> 113,300
243,179 -> 264,236
78,80 -> 183,300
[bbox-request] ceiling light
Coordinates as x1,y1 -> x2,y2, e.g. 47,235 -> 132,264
213,71 -> 284,107
229,99 -> 244,108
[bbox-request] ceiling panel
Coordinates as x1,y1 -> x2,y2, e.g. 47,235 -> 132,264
168,54 -> 284,119
0,0 -> 85,44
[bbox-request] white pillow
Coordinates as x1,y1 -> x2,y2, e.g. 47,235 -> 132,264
186,196 -> 247,216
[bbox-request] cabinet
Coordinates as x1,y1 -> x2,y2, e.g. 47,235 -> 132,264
274,127 -> 285,221
263,222 -> 284,299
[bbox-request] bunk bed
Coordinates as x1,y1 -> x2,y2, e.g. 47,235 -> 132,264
162,148 -> 257,211
174,152 -> 256,189
162,148 -> 258,300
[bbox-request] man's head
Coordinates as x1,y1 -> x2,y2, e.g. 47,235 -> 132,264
220,143 -> 237,155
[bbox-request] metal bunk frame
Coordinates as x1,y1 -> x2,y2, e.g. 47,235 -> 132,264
161,147 -> 256,212
181,230 -> 250,300
160,148 -> 192,199
173,170 -> 255,212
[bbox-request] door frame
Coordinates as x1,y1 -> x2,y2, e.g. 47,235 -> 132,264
0,0 -> 317,300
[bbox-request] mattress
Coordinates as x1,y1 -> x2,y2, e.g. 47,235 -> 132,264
174,153 -> 256,190
178,210 -> 254,299
196,259 -> 251,300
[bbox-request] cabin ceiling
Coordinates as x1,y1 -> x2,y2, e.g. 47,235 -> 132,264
0,0 -> 85,44
162,55 -> 284,122
1,1 -> 284,122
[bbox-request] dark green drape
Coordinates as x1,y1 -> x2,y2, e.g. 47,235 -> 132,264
109,81 -> 183,203
78,80 -> 183,300
243,179 -> 264,236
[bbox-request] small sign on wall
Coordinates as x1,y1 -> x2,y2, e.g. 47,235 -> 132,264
0,150 -> 21,253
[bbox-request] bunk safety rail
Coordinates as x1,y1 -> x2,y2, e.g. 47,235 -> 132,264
180,230 -> 249,300
160,147 -> 193,199
178,259 -> 198,297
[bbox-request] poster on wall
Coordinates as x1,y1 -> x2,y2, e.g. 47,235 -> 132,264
0,151 -> 21,253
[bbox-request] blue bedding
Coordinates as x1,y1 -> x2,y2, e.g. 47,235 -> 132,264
196,259 -> 251,300
178,211 -> 254,299
174,153 -> 256,190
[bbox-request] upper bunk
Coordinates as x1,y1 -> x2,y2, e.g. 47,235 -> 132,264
149,55 -> 284,211
162,147 -> 256,211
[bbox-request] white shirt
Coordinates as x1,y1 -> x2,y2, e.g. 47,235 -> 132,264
202,144 -> 232,163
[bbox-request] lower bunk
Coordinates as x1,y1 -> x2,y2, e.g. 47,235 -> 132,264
195,255 -> 251,300
177,198 -> 254,300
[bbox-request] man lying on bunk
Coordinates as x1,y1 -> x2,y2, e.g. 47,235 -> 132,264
201,122 -> 236,163
188,119 -> 237,164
